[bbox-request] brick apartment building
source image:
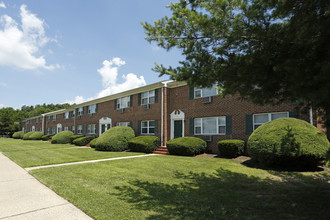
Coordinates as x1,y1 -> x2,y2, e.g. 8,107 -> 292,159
22,80 -> 314,153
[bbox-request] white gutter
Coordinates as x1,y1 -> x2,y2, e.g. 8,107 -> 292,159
309,106 -> 313,125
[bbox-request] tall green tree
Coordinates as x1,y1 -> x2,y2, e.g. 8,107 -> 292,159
142,0 -> 330,138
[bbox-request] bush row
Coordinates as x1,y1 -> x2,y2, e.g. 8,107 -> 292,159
73,136 -> 95,146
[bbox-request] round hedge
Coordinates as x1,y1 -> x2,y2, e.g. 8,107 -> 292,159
41,134 -> 53,141
89,138 -> 98,148
73,136 -> 95,146
95,126 -> 135,151
70,135 -> 85,144
128,136 -> 160,153
23,131 -> 35,140
29,131 -> 44,140
12,131 -> 24,139
218,139 -> 245,158
51,131 -> 74,144
248,118 -> 330,167
166,137 -> 207,156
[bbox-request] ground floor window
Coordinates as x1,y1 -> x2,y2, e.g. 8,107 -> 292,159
141,120 -> 155,134
71,126 -> 75,134
117,122 -> 130,127
253,112 -> 288,130
64,127 -> 68,131
52,128 -> 56,134
194,116 -> 226,135
87,124 -> 97,134
77,125 -> 83,134
47,128 -> 50,134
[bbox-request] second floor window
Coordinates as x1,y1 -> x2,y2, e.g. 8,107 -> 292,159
64,112 -> 69,119
117,96 -> 130,109
194,84 -> 218,98
52,115 -> 57,122
78,107 -> 84,116
88,104 -> 97,114
141,90 -> 155,105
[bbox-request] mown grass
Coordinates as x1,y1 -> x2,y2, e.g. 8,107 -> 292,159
0,138 -> 144,167
30,155 -> 330,220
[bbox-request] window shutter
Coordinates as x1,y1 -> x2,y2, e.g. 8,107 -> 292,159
114,99 -> 117,110
138,93 -> 141,106
189,118 -> 194,135
76,109 -> 79,116
130,95 -> 133,107
129,121 -> 132,128
137,120 -> 141,134
95,124 -> 98,134
189,87 -> 194,100
86,125 -> 88,134
96,104 -> 98,113
225,116 -> 232,135
82,125 -> 84,134
289,111 -> 297,118
76,126 -> 78,134
154,89 -> 159,103
154,120 -> 158,135
246,114 -> 253,134
63,113 -> 65,119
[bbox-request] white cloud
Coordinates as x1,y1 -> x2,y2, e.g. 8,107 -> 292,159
66,58 -> 146,104
0,104 -> 5,108
0,4 -> 58,70
0,2 -> 6,9
0,82 -> 7,87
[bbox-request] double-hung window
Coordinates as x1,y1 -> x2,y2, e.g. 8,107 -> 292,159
141,120 -> 155,134
194,116 -> 226,135
52,128 -> 56,134
78,107 -> 83,116
64,112 -> 69,119
117,96 -> 130,109
194,84 -> 218,98
71,126 -> 75,133
71,111 -> 75,118
47,128 -> 50,134
52,115 -> 57,122
77,125 -> 83,134
117,122 -> 130,127
88,104 -> 97,114
64,127 -> 69,131
141,90 -> 155,105
253,112 -> 288,130
47,116 -> 50,122
87,124 -> 96,134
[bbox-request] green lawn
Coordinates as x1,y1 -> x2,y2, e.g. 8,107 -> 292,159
0,138 -> 144,167
30,155 -> 330,220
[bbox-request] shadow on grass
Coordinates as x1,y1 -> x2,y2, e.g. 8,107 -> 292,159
114,168 -> 330,219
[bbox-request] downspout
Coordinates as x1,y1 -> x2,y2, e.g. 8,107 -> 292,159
161,87 -> 164,146
309,106 -> 313,125
41,114 -> 45,134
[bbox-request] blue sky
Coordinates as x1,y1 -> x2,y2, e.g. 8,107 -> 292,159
0,0 -> 182,109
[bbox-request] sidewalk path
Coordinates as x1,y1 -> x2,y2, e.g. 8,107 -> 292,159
26,154 -> 159,171
0,153 -> 92,220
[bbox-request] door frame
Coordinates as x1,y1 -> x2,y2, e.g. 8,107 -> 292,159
170,110 -> 185,140
99,117 -> 112,136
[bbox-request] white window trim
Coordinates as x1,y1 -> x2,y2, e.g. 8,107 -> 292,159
78,107 -> 83,116
87,124 -> 97,134
88,104 -> 97,114
117,96 -> 130,109
52,115 -> 57,122
77,125 -> 83,134
71,111 -> 75,118
253,112 -> 289,130
141,90 -> 155,105
194,84 -> 218,99
141,120 -> 155,135
194,116 -> 226,135
117,122 -> 130,127
64,112 -> 69,119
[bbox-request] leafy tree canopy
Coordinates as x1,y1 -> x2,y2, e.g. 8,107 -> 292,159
142,0 -> 330,137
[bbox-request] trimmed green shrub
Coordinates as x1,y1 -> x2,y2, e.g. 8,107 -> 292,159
90,138 -> 98,148
128,136 -> 160,153
248,118 -> 330,168
12,131 -> 24,139
23,131 -> 35,140
70,135 -> 85,144
218,139 -> 245,158
41,134 -> 53,141
29,131 -> 44,140
51,131 -> 74,144
166,137 -> 207,156
73,136 -> 95,146
95,126 -> 135,151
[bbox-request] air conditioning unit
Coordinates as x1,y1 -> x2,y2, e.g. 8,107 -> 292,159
120,108 -> 125,113
202,135 -> 213,142
143,104 -> 150,109
203,96 -> 213,104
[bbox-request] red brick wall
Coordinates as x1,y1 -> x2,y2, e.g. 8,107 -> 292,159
167,85 -> 310,153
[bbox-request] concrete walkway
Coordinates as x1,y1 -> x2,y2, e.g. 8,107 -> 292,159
26,154 -> 159,171
0,153 -> 92,220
